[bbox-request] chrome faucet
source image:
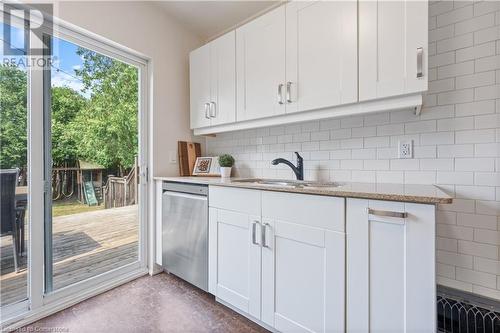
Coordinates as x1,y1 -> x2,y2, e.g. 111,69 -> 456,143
271,152 -> 304,180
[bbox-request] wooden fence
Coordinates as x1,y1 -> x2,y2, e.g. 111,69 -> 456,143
102,160 -> 138,209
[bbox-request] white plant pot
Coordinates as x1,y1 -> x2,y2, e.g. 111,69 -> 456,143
220,167 -> 232,178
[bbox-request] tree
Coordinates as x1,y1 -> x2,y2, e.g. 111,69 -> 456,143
1,66 -> 86,169
0,49 -> 139,176
51,87 -> 87,166
73,48 -> 138,175
0,64 -> 27,169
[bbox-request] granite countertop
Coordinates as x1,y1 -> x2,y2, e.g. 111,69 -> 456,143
154,176 -> 453,204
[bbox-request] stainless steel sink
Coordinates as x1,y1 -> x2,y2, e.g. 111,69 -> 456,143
232,178 -> 344,188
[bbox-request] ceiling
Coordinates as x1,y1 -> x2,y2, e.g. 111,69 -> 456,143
157,1 -> 279,40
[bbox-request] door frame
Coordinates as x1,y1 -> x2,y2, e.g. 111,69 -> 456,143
1,7 -> 153,328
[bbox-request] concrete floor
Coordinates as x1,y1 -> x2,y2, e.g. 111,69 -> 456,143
23,273 -> 269,333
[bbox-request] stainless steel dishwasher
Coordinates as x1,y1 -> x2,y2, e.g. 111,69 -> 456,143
162,181 -> 208,291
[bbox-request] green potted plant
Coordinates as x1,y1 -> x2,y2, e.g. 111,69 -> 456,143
218,154 -> 235,178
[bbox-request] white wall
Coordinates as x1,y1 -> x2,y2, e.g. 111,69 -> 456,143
207,0 -> 500,300
54,1 -> 203,177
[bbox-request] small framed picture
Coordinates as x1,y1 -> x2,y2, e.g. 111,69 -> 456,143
192,156 -> 220,176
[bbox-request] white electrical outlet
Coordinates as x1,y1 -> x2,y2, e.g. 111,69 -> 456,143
169,151 -> 177,164
398,140 -> 413,159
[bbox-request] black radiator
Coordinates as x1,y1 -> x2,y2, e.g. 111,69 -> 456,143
437,286 -> 500,333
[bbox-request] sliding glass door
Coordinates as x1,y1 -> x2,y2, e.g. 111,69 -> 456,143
0,15 -> 30,310
43,34 -> 145,293
42,31 -> 148,294
1,5 -> 149,323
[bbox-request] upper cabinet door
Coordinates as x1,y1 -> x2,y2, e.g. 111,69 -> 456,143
359,0 -> 428,101
236,6 -> 286,121
285,1 -> 358,113
190,43 -> 211,129
210,31 -> 236,126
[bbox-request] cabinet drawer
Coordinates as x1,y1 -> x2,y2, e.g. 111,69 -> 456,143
262,191 -> 345,232
209,186 -> 261,216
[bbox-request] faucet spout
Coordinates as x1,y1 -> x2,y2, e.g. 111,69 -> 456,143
271,152 -> 304,180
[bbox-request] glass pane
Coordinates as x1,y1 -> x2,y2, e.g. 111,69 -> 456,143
0,20 -> 29,306
47,36 -> 140,291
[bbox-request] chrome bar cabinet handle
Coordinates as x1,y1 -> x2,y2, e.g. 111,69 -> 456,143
204,103 -> 210,119
286,81 -> 292,103
252,221 -> 260,246
416,47 -> 423,78
262,223 -> 271,248
368,208 -> 408,219
277,83 -> 284,105
209,101 -> 216,118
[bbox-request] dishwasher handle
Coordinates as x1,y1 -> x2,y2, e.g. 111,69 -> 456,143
163,191 -> 207,201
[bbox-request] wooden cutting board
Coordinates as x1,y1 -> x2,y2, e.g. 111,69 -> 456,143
178,141 -> 201,176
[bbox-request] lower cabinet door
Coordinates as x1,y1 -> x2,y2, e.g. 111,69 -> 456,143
261,218 -> 345,332
209,208 -> 261,319
346,199 -> 436,332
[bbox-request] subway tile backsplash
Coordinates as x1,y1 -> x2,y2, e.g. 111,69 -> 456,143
207,0 -> 500,299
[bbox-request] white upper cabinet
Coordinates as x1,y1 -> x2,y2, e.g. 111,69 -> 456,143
285,1 -> 358,114
189,43 -> 211,129
359,0 -> 428,101
191,1 -> 428,134
189,31 -> 236,129
236,6 -> 286,121
210,32 -> 236,126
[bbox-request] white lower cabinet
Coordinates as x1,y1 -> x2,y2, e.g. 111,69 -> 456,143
261,220 -> 344,332
346,198 -> 436,332
209,208 -> 261,318
261,191 -> 345,332
209,186 -> 345,332
208,187 -> 436,332
208,187 -> 261,318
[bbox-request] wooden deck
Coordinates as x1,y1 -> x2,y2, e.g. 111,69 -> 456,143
0,205 -> 139,306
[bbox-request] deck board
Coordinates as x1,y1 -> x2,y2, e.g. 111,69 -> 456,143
1,205 -> 139,306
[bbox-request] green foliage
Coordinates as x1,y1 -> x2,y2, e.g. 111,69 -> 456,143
0,64 -> 27,169
73,48 -> 138,174
218,154 -> 235,168
0,48 -> 138,175
51,87 -> 87,166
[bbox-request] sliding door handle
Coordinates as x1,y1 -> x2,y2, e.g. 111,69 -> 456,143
277,84 -> 284,105
416,47 -> 423,78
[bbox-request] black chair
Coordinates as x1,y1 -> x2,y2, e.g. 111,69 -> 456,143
1,169 -> 20,272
